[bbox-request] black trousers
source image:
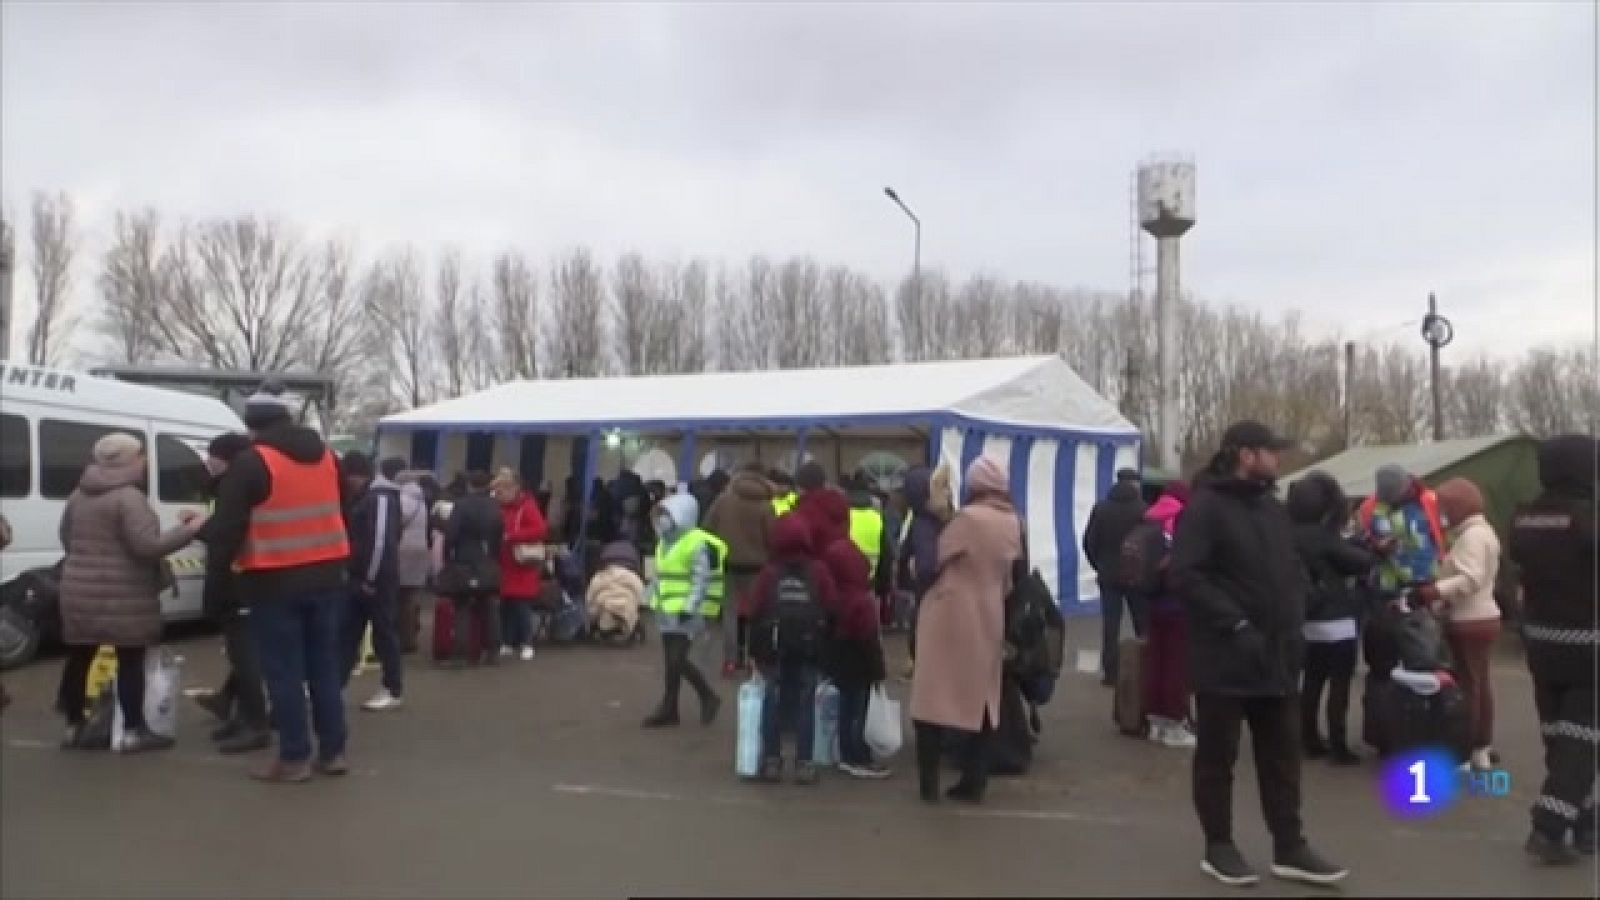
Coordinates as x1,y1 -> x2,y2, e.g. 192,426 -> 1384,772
1531,677 -> 1598,840
1193,693 -> 1305,854
659,632 -> 714,713
57,644 -> 146,730
218,610 -> 269,730
915,713 -> 994,797
1301,639 -> 1357,749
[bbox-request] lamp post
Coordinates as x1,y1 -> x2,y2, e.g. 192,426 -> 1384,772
883,186 -> 921,313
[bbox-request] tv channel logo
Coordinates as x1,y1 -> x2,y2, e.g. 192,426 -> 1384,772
1378,748 -> 1512,819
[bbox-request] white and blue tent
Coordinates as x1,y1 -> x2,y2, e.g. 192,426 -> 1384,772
375,354 -> 1140,616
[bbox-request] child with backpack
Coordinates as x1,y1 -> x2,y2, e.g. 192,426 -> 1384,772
743,513 -> 840,784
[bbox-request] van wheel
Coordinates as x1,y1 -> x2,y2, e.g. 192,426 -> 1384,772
0,606 -> 41,670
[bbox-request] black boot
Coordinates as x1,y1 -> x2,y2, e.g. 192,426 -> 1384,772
217,725 -> 272,755
915,722 -> 942,804
642,703 -> 680,728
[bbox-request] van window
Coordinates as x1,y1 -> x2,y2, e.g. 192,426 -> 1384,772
0,414 -> 29,497
156,434 -> 211,504
40,420 -> 131,499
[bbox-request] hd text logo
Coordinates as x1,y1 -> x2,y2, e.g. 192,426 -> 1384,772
1379,748 -> 1511,819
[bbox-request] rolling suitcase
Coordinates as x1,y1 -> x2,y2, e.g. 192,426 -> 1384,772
432,598 -> 485,663
1113,636 -> 1147,737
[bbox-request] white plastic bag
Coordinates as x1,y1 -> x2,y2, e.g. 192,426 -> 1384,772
735,674 -> 765,779
865,684 -> 903,759
112,648 -> 181,750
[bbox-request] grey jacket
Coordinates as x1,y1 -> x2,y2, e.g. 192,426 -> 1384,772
396,482 -> 430,588
58,460 -> 192,647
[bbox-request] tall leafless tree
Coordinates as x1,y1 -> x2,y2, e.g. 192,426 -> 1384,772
363,249 -> 432,409
97,210 -> 167,365
1445,354 -> 1507,438
27,191 -> 77,366
545,247 -> 606,378
491,251 -> 539,380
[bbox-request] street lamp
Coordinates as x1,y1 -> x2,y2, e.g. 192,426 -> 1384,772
883,186 -> 921,313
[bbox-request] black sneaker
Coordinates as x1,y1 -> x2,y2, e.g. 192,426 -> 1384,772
699,693 -> 722,726
1573,828 -> 1596,856
1271,844 -> 1349,885
641,709 -> 679,729
1526,830 -> 1578,866
1201,843 -> 1260,887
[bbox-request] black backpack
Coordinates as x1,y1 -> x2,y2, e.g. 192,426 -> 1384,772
769,564 -> 826,660
1116,521 -> 1169,594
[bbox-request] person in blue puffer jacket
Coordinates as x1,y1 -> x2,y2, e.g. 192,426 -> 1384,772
642,493 -> 723,728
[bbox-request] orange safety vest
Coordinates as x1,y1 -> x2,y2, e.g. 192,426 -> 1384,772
236,447 -> 351,571
1358,488 -> 1448,558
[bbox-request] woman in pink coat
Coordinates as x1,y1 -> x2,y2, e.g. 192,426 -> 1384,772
909,455 -> 1022,805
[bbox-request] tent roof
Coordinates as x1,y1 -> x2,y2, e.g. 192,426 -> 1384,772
1286,433 -> 1534,498
379,355 -> 1138,441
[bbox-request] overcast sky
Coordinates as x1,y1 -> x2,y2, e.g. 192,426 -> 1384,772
2,1 -> 1594,362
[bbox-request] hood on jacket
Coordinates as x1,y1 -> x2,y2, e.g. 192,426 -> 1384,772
657,493 -> 700,541
254,422 -> 330,465
809,489 -> 852,547
1435,478 -> 1486,527
1287,470 -> 1347,527
823,538 -> 871,592
770,513 -> 816,562
77,459 -> 146,496
1538,434 -> 1598,499
730,470 -> 773,502
1145,494 -> 1186,533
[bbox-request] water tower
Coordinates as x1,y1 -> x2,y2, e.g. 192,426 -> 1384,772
1137,158 -> 1196,475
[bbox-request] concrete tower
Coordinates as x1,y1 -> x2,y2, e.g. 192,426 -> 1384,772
1137,158 -> 1196,475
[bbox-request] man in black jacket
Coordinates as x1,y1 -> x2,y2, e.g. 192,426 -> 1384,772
1171,421 -> 1346,888
191,432 -> 272,754
1082,467 -> 1148,685
338,452 -> 404,712
202,385 -> 350,782
1510,434 -> 1598,865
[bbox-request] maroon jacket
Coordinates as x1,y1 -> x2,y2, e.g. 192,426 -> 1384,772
743,513 -> 839,623
821,537 -> 879,642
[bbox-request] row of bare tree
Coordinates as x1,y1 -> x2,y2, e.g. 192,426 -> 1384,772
6,193 -> 1596,463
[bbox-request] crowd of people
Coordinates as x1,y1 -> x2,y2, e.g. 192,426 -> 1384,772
17,378 -> 1596,885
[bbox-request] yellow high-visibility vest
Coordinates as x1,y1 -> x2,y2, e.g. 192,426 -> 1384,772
849,507 -> 885,578
653,529 -> 728,619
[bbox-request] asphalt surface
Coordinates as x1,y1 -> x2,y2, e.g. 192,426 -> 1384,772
1,615 -> 1595,899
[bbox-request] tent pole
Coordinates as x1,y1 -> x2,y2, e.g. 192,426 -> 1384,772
431,429 -> 446,478
575,430 -> 601,565
677,430 -> 698,490
795,428 -> 810,473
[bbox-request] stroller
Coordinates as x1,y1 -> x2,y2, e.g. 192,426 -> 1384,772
1361,589 -> 1469,762
587,541 -> 648,647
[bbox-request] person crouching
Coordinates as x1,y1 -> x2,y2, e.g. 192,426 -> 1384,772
744,513 -> 839,784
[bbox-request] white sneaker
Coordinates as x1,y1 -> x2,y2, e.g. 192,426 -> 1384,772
498,646 -> 513,658
1161,722 -> 1197,749
362,689 -> 404,712
1146,716 -> 1172,744
519,645 -> 535,661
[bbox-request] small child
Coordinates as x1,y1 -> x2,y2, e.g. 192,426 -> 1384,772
587,541 -> 645,644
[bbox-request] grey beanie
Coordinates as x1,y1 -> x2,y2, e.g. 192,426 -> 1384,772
243,382 -> 292,431
1374,465 -> 1411,505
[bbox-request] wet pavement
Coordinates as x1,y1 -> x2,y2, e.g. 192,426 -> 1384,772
1,615 -> 1594,898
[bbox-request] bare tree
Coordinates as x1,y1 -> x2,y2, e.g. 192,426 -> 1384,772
545,247 -> 606,378
612,253 -> 661,376
826,266 -> 891,366
717,257 -> 775,371
671,259 -> 710,374
1511,345 -> 1600,437
97,210 -> 167,365
27,191 -> 77,366
1445,354 -> 1507,438
433,250 -> 493,397
363,249 -> 431,409
491,252 -> 539,379
770,257 -> 827,369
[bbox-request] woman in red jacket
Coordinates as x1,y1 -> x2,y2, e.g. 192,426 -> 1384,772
493,470 -> 549,661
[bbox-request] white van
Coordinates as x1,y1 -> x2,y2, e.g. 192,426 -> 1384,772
0,362 -> 246,667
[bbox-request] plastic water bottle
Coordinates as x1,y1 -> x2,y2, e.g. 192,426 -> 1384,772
735,674 -> 764,779
812,680 -> 840,767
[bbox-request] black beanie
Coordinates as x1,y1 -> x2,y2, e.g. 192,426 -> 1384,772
243,381 -> 292,431
342,451 -> 374,479
206,432 -> 252,463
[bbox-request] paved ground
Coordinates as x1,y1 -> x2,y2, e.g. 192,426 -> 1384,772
0,616 -> 1594,899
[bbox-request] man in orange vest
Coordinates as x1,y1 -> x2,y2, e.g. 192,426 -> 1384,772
198,383 -> 352,783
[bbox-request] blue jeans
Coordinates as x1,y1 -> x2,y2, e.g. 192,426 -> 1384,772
760,659 -> 818,764
251,589 -> 348,765
836,677 -> 872,766
500,602 -> 537,648
339,586 -> 403,696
